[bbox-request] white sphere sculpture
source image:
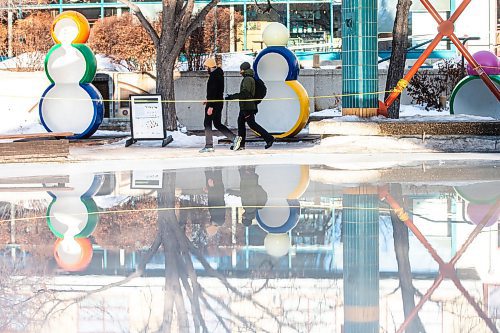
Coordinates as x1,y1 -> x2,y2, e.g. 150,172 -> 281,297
264,233 -> 291,257
262,22 -> 289,47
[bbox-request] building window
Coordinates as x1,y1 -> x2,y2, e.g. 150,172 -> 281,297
290,3 -> 332,46
237,4 -> 287,52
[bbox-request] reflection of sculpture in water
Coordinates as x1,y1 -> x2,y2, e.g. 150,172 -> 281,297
254,165 -> 309,257
140,170 -> 290,331
46,173 -> 103,271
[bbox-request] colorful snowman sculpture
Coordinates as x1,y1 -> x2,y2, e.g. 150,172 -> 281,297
450,50 -> 499,119
47,173 -> 104,271
255,165 -> 310,257
253,23 -> 310,138
39,11 -> 104,138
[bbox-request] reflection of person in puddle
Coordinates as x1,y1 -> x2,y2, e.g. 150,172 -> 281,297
204,168 -> 227,235
238,166 -> 268,226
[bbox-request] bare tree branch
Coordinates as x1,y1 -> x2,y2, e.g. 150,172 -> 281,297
117,0 -> 160,48
198,291 -> 231,333
186,0 -> 221,36
253,0 -> 275,14
201,287 -> 275,333
41,231 -> 162,327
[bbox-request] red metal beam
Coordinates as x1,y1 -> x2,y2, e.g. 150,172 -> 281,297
381,0 -> 500,113
379,188 -> 500,333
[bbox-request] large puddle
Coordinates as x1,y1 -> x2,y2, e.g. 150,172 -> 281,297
0,160 -> 499,332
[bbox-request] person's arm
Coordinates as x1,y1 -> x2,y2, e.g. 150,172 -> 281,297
226,77 -> 252,100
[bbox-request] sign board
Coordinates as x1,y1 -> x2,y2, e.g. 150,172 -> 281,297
125,94 -> 172,147
131,170 -> 163,189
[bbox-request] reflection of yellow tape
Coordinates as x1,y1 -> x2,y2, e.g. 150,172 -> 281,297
287,165 -> 310,200
394,207 -> 409,221
2,90 -> 395,103
0,205 -> 397,224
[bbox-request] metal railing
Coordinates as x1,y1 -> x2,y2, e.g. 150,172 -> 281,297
377,36 -> 480,64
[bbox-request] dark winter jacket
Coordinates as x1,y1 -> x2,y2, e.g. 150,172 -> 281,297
206,67 -> 224,108
238,166 -> 268,225
205,169 -> 226,226
226,68 -> 256,113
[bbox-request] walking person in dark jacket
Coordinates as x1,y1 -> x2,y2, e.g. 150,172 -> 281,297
238,165 -> 268,226
225,62 -> 274,151
200,58 -> 241,153
204,168 -> 227,227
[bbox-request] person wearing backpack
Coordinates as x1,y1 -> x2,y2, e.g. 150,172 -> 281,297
225,62 -> 275,150
200,58 -> 241,153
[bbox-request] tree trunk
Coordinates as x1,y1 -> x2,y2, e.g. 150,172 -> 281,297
157,55 -> 178,131
384,0 -> 412,119
390,184 -> 426,333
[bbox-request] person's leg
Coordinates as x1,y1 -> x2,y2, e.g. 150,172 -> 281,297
203,106 -> 214,148
245,114 -> 274,144
212,105 -> 236,140
237,112 -> 246,148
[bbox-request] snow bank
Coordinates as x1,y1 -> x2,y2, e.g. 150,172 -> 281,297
94,54 -> 130,72
0,52 -> 130,72
0,71 -> 48,134
312,104 -> 497,122
0,52 -> 45,71
221,52 -> 255,71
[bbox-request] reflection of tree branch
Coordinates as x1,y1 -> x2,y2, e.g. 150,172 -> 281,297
201,286 -> 274,333
179,249 -> 208,332
188,242 -> 245,297
40,230 -> 163,328
191,243 -> 298,331
178,263 -> 204,332
387,285 -> 401,296
197,289 -> 231,333
389,184 -> 426,333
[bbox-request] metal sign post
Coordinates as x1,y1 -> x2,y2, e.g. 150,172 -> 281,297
125,94 -> 173,147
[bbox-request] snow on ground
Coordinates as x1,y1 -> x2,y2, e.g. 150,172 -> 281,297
432,56 -> 462,69
378,57 -> 390,70
0,52 -> 45,71
94,54 -> 130,72
311,104 -> 497,122
310,108 -> 342,117
224,194 -> 242,207
93,195 -> 131,209
107,130 -> 223,149
221,52 -> 255,71
0,53 -> 130,72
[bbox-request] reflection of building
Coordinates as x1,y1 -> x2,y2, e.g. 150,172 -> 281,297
9,1 -> 497,53
1,164 -> 499,332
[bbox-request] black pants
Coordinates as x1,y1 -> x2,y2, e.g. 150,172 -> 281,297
204,104 -> 235,148
237,111 -> 274,147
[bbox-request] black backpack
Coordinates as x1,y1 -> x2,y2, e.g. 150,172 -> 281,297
254,78 -> 267,105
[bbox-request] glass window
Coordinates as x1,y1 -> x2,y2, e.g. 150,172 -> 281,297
238,4 -> 286,52
289,3 -> 332,46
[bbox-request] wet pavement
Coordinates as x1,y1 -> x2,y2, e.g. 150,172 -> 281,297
0,159 -> 499,332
